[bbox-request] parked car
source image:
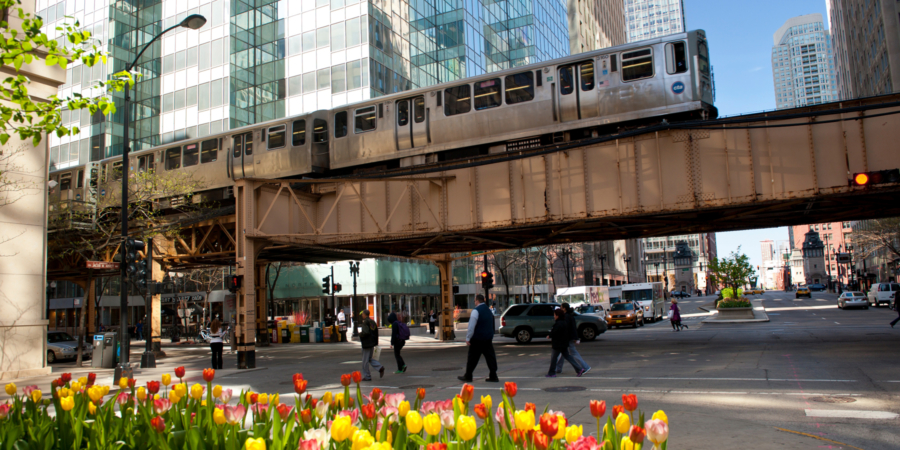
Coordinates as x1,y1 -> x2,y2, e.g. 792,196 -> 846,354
606,301 -> 645,329
795,286 -> 812,298
867,282 -> 900,307
838,291 -> 868,309
499,303 -> 607,344
808,284 -> 827,292
47,331 -> 92,364
670,291 -> 690,299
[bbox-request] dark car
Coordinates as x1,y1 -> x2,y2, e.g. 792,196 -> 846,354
670,291 -> 690,299
808,284 -> 827,292
47,331 -> 92,364
499,303 -> 607,344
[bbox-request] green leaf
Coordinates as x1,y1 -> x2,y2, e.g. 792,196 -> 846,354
58,57 -> 66,69
0,133 -> 9,145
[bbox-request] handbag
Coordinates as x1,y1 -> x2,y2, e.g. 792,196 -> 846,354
372,345 -> 382,361
667,310 -> 674,320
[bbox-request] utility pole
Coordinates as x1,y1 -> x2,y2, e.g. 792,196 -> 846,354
598,250 -> 607,286
484,254 -> 491,300
623,255 -> 632,284
350,261 -> 360,337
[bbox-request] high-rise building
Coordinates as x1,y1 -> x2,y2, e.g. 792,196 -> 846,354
642,233 -> 717,294
568,0 -> 625,54
771,14 -> 839,110
624,0 -> 685,44
827,0 -> 900,101
760,240 -> 775,264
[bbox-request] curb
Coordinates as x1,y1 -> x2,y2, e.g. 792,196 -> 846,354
701,299 -> 770,323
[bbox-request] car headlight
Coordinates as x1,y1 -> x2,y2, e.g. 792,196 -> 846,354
627,313 -> 633,317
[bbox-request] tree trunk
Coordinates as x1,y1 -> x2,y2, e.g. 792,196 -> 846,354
75,272 -> 94,366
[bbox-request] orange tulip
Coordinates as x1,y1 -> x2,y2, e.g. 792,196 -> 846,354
590,400 -> 606,418
612,405 -> 624,419
533,432 -> 550,450
474,403 -> 488,419
351,371 -> 362,384
294,379 -> 308,395
361,403 -> 376,420
341,374 -> 352,387
299,408 -> 312,423
629,425 -> 646,444
504,382 -> 517,398
539,413 -> 558,437
459,384 -> 474,403
203,369 -> 215,383
525,403 -> 536,413
417,387 -> 426,400
622,394 -> 638,412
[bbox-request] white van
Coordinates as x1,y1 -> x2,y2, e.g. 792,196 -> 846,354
556,286 -> 612,319
867,282 -> 899,307
622,282 -> 666,322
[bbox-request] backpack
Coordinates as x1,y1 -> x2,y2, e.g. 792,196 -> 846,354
397,322 -> 410,341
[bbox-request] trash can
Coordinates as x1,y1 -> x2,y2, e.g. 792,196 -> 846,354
92,332 -> 117,369
280,325 -> 291,344
339,324 -> 347,342
299,326 -> 310,343
314,327 -> 323,343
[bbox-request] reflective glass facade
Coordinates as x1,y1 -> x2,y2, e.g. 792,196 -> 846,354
771,14 -> 838,110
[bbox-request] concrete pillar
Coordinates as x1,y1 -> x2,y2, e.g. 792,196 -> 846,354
150,236 -> 170,356
430,255 -> 455,342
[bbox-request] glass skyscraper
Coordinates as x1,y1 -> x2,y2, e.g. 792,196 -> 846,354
771,14 -> 838,110
42,0 -> 570,166
624,0 -> 684,44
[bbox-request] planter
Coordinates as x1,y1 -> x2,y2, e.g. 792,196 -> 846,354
716,306 -> 754,319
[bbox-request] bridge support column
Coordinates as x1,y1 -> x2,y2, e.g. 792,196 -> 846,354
430,254 -> 455,342
235,179 -> 262,369
150,236 -> 170,357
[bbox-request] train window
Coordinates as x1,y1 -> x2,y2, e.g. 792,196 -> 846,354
232,136 -> 242,158
622,48 -> 653,82
559,66 -> 575,95
355,106 -> 377,133
610,54 -> 618,72
414,97 -> 425,123
505,72 -> 534,104
535,70 -> 542,86
665,42 -> 688,74
76,170 -> 84,188
444,85 -> 471,116
183,143 -> 199,167
697,41 -> 710,76
292,120 -> 306,146
268,125 -> 286,150
201,139 -> 218,163
474,78 -> 501,110
166,147 -> 182,170
334,111 -> 348,138
111,161 -> 123,180
243,132 -> 253,156
59,172 -> 72,190
397,101 -> 409,126
580,63 -> 595,91
313,119 -> 329,143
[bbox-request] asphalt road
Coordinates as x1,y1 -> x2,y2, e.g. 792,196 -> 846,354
24,291 -> 900,449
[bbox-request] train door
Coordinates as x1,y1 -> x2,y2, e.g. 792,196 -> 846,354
230,131 -> 254,179
396,96 -> 428,150
664,40 -> 691,107
557,61 -> 598,122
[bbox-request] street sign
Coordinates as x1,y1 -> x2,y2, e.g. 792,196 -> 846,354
86,261 -> 120,270
836,253 -> 851,264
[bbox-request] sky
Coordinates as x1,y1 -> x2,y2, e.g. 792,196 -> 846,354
681,0 -> 828,268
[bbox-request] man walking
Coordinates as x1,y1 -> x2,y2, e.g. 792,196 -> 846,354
358,310 -> 385,381
428,309 -> 437,335
555,303 -> 591,374
458,294 -> 499,383
891,293 -> 900,328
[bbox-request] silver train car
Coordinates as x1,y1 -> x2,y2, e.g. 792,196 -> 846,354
50,30 -> 714,207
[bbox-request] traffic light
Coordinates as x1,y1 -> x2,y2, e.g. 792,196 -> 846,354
124,238 -> 145,277
851,169 -> 900,187
322,276 -> 332,294
228,275 -> 242,293
481,271 -> 494,291
136,259 -> 149,290
333,283 -> 342,293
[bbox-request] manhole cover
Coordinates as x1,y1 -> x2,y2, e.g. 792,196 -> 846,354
398,384 -> 435,390
809,396 -> 856,404
432,367 -> 462,372
543,386 -> 587,393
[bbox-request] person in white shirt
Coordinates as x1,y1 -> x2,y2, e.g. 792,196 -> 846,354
210,318 -> 224,369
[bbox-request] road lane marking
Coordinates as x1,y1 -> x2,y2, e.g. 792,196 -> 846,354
488,376 -> 857,382
774,427 -> 865,450
805,409 -> 899,419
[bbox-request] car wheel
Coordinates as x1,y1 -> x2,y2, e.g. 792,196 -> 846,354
47,351 -> 56,364
864,305 -> 869,309
632,319 -> 638,328
514,327 -> 533,344
579,325 -> 597,341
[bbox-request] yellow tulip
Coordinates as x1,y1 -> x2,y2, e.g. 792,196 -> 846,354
457,415 -> 477,441
174,384 -> 187,397
201,400 -> 207,406
213,408 -> 226,425
480,395 -> 492,410
31,390 -> 42,403
651,410 -> 668,425
161,374 -> 171,387
398,401 -> 410,417
78,377 -> 87,386
60,396 -> 75,412
4,383 -> 15,396
258,393 -> 269,405
170,392 -> 182,404
245,391 -> 255,404
213,385 -> 222,399
565,425 -> 582,443
322,391 -> 332,404
514,410 -> 535,431
154,394 -> 160,401
58,388 -> 70,398
245,437 -> 266,450
423,413 -> 441,436
190,384 -> 204,401
87,386 -> 104,403
621,437 -> 635,450
118,377 -> 129,390
554,416 -> 567,440
136,387 -> 147,402
331,416 -> 354,442
88,402 -> 97,415
102,386 -> 110,395
386,429 -> 392,444
352,430 -> 374,450
406,411 -> 423,434
272,393 -> 279,407
364,443 -> 391,450
615,412 -> 631,434
70,382 -> 81,392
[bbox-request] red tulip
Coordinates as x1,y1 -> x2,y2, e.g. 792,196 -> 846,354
611,405 -> 624,419
294,379 -> 308,395
474,403 -> 488,419
293,373 -> 304,383
276,403 -> 292,420
504,382 -> 518,398
299,408 -> 312,423
60,373 -> 72,384
589,400 -> 606,418
150,416 -> 166,433
629,425 -> 646,444
622,394 -> 638,412
426,444 -> 448,450
127,379 -> 137,389
370,388 -> 383,404
250,393 -> 259,404
416,387 -> 426,400
309,397 -> 318,408
87,373 -> 96,385
361,403 -> 376,420
341,374 -> 352,387
525,403 -> 536,413
352,371 -> 362,384
534,432 -> 550,450
174,366 -> 186,379
146,381 -> 161,394
509,429 -> 523,446
539,413 -> 558,437
203,369 -> 215,383
51,379 -> 59,389
459,384 -> 474,403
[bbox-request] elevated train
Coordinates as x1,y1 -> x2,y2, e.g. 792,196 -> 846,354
49,30 -> 714,208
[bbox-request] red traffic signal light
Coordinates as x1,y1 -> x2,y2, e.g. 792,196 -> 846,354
481,271 -> 489,278
228,275 -> 242,293
854,173 -> 869,186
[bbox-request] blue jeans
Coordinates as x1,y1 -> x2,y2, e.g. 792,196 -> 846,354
550,347 -> 582,375
556,341 -> 589,372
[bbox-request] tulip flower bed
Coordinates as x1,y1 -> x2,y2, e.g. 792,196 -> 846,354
1,369 -> 670,450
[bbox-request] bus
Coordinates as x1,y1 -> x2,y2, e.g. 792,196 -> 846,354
621,282 -> 666,322
555,286 -> 612,318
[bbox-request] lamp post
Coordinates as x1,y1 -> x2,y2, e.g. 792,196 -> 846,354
623,255 -> 632,284
598,254 -> 607,286
349,261 -> 360,337
117,14 -> 207,378
654,262 -> 660,283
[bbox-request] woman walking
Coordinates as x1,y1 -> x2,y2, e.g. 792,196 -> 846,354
209,318 -> 224,369
389,312 -> 408,373
670,299 -> 682,331
547,309 -> 584,378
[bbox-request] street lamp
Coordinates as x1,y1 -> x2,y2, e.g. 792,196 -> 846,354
117,14 -> 207,378
349,261 -> 360,337
623,255 -> 632,284
598,254 -> 607,286
654,262 -> 660,283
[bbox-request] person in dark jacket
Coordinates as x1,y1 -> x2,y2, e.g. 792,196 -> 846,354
555,303 -> 591,374
389,312 -> 408,373
458,294 -> 499,382
428,310 -> 437,335
547,308 -> 584,377
891,294 -> 900,328
358,310 -> 385,381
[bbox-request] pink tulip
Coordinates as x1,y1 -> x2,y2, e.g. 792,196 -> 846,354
224,404 -> 246,425
567,436 -> 603,450
383,393 -> 405,408
645,419 -> 669,445
435,399 -> 453,412
251,403 -> 269,415
0,404 -> 10,419
22,385 -> 38,397
116,392 -> 130,406
380,406 -> 398,424
298,439 -> 319,450
440,410 -> 455,429
495,404 -> 509,431
339,408 -> 360,425
420,401 -> 436,414
154,398 -> 172,414
219,388 -> 233,404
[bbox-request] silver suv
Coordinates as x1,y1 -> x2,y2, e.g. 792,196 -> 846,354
499,303 -> 607,344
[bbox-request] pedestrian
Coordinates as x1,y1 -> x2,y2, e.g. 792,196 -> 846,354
338,309 -> 346,325
458,294 -> 499,383
209,318 -> 224,369
389,312 -> 409,373
670,299 -> 682,331
358,310 -> 385,381
547,308 -> 584,378
136,317 -> 144,341
891,294 -> 900,328
555,303 -> 591,374
428,309 -> 437,335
